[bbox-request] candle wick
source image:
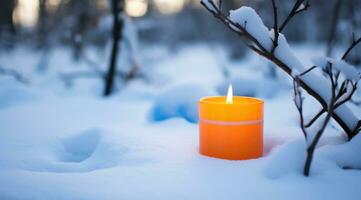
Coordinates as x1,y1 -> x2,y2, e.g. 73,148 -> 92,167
226,84 -> 233,104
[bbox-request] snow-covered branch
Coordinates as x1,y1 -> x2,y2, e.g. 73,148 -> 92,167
201,0 -> 360,140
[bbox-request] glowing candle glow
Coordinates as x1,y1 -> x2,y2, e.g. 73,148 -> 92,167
226,84 -> 233,104
198,87 -> 264,160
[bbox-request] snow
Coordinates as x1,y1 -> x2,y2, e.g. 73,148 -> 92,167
227,6 -> 359,131
274,30 -> 359,131
312,56 -> 361,81
0,78 -> 38,108
264,140 -> 306,179
274,33 -> 305,71
150,83 -> 217,123
319,134 -> 361,169
296,3 -> 306,12
229,7 -> 273,51
0,43 -> 360,199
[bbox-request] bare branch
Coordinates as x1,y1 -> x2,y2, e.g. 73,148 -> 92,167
304,103 -> 333,176
305,78 -> 358,128
293,77 -> 307,139
341,34 -> 361,60
304,63 -> 337,176
200,1 -> 268,55
294,65 -> 338,176
279,0 -> 310,32
271,0 -> 279,54
299,66 -> 317,76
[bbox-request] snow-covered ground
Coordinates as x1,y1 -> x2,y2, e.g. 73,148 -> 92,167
0,43 -> 360,200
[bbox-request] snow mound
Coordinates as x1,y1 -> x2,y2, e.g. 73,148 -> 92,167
319,134 -> 361,169
57,129 -> 102,163
264,140 -> 306,179
0,78 -> 38,108
150,84 -> 217,123
25,129 -> 125,173
264,135 -> 361,179
51,129 -> 123,172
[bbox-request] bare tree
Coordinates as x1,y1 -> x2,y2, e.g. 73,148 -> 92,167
104,0 -> 124,96
200,0 -> 360,140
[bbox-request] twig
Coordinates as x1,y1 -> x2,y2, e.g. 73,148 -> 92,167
299,66 -> 317,76
279,0 -> 310,32
305,77 -> 358,128
271,0 -> 279,54
293,77 -> 307,139
303,63 -> 337,176
341,34 -> 361,60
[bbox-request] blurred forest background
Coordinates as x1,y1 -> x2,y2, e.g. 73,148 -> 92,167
0,0 -> 360,94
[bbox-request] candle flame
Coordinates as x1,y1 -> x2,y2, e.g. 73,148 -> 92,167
226,84 -> 233,104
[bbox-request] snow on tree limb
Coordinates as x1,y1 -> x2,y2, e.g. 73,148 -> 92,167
201,0 -> 360,139
229,7 -> 273,51
312,57 -> 361,81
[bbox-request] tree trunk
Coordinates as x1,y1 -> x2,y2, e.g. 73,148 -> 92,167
303,147 -> 314,176
104,0 -> 124,96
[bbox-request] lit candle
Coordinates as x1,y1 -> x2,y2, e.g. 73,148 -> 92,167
198,84 -> 264,160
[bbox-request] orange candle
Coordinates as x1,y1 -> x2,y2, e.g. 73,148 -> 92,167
199,85 -> 264,160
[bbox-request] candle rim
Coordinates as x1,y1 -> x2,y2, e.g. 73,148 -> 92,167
199,96 -> 264,105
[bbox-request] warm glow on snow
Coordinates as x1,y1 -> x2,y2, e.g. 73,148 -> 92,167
226,84 -> 233,104
125,0 -> 148,17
